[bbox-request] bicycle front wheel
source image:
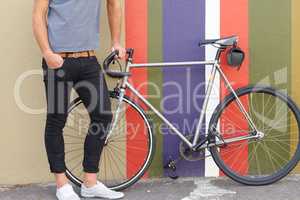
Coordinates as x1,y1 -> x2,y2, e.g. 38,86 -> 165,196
209,86 -> 300,185
64,91 -> 155,191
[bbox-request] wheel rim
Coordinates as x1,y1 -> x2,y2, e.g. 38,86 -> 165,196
210,88 -> 300,183
64,94 -> 154,190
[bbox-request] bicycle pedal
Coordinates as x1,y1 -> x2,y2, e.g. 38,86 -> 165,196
163,159 -> 177,170
164,159 -> 180,180
169,172 -> 179,180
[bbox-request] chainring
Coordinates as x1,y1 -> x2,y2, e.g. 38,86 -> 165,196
179,135 -> 208,161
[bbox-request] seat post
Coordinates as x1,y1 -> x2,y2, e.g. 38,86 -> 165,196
215,47 -> 225,61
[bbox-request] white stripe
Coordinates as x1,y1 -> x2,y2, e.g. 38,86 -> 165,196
205,0 -> 220,177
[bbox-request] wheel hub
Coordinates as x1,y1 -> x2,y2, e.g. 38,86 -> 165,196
256,131 -> 265,140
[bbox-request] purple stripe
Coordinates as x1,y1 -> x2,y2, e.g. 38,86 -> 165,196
162,0 -> 206,177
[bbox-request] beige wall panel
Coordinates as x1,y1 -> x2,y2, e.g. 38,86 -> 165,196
0,0 -> 119,185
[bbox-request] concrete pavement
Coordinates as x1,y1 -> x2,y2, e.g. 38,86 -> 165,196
0,175 -> 300,200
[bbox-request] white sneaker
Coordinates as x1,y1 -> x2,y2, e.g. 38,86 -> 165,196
56,184 -> 81,200
81,181 -> 124,199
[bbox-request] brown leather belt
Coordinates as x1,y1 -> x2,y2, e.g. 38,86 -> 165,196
58,50 -> 96,58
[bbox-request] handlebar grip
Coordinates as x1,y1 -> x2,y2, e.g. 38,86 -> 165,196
103,50 -> 119,70
126,48 -> 134,59
103,48 -> 135,71
103,48 -> 134,78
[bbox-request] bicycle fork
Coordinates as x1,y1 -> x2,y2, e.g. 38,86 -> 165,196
105,87 -> 126,145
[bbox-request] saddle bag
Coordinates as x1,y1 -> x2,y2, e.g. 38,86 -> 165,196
226,43 -> 245,68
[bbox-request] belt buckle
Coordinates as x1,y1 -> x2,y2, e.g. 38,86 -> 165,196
73,52 -> 81,58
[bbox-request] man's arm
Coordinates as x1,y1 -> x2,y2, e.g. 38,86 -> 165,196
32,0 -> 63,69
107,0 -> 126,58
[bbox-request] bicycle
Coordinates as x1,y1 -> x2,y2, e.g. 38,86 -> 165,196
63,36 -> 300,191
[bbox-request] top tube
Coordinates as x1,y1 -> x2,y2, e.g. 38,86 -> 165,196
128,60 -> 216,68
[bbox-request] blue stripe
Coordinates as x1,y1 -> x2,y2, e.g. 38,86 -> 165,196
162,0 -> 206,177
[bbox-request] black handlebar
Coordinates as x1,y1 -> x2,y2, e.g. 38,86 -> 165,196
103,48 -> 134,78
103,50 -> 119,71
103,48 -> 134,70
126,48 -> 134,60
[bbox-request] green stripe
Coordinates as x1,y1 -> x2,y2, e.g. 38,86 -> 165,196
147,0 -> 164,177
249,0 -> 291,173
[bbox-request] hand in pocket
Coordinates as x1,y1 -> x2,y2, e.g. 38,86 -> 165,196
43,51 -> 64,69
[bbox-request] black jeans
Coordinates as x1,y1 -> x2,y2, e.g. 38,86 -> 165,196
42,56 -> 112,173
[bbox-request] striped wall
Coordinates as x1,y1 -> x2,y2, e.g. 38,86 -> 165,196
204,0 -> 220,177
292,0 -> 300,173
162,0 -> 205,177
147,0 -> 164,177
219,0 -> 249,176
249,0 -> 291,175
123,0 -> 300,177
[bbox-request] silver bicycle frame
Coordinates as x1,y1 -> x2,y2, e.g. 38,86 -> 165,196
110,58 -> 258,149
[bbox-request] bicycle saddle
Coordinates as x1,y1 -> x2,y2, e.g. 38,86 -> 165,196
199,35 -> 238,47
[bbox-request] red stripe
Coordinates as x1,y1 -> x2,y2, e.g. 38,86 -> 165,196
220,0 -> 249,176
125,0 -> 148,178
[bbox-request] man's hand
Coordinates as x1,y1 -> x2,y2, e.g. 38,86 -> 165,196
112,43 -> 126,59
43,50 -> 64,69
33,0 -> 63,69
33,0 -> 61,68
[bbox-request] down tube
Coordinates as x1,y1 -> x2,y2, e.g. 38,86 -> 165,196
126,82 -> 193,148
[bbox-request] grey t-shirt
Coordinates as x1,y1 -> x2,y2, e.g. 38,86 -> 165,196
48,0 -> 101,52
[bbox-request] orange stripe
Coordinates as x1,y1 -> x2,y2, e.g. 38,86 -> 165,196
220,0 -> 250,176
125,0 -> 148,178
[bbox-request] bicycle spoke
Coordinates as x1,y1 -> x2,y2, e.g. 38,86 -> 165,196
64,133 -> 85,140
106,146 -> 126,182
261,141 -> 277,173
65,147 -> 83,154
210,88 -> 300,184
66,152 -> 83,163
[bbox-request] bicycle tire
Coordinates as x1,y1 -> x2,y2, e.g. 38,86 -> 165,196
65,91 -> 156,191
209,86 -> 300,185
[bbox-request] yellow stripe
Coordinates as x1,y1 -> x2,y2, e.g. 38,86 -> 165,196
291,0 -> 300,173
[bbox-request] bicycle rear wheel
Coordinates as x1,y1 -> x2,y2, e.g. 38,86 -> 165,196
209,86 -> 300,185
64,91 -> 155,191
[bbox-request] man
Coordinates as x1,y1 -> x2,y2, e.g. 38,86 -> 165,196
32,0 -> 126,199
